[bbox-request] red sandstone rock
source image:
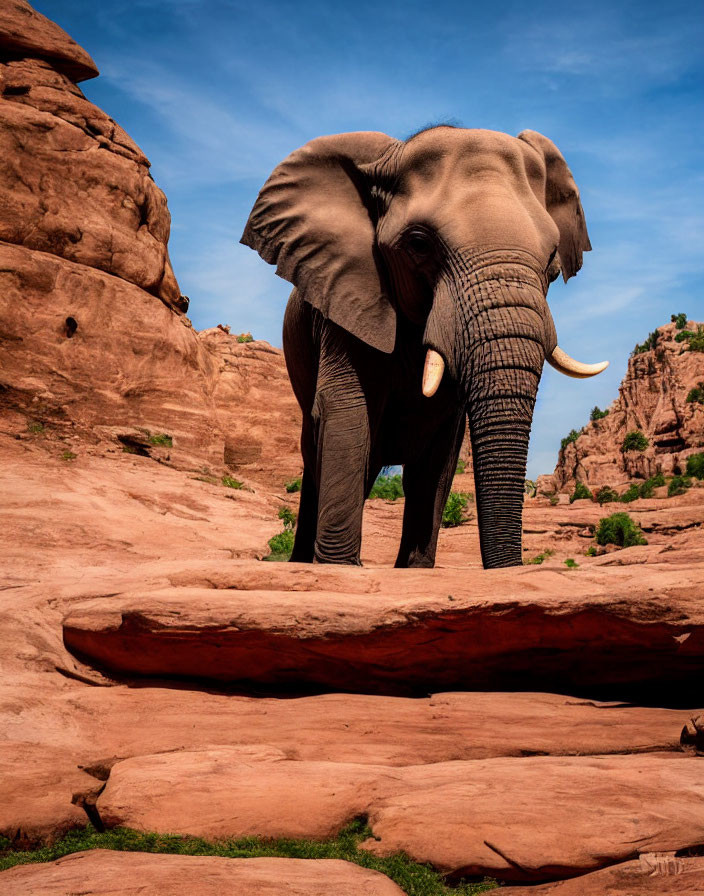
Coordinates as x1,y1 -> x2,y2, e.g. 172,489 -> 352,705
0,850 -> 405,896
62,563 -> 704,696
500,855 -> 704,895
553,321 -> 704,492
0,0 -> 98,82
94,750 -> 704,881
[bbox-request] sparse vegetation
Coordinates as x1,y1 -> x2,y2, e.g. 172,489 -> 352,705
590,406 -> 609,421
122,445 -> 138,455
594,512 -> 647,548
147,433 -> 172,447
691,326 -> 704,352
675,329 -> 695,343
564,558 -> 579,568
236,332 -> 254,343
638,472 -> 665,498
265,506 -> 297,561
686,453 -> 704,480
585,545 -> 597,556
619,484 -> 640,503
278,506 -> 297,529
560,429 -> 581,452
671,312 -> 688,329
442,491 -> 472,527
632,330 -> 659,355
668,474 -> 692,497
455,458 -> 466,475
570,481 -> 592,503
26,421 -> 44,434
686,383 -> 704,404
222,475 -> 244,489
526,549 -> 555,565
61,450 -> 77,461
595,486 -> 619,505
549,494 -> 559,506
285,477 -> 302,493
621,430 -> 649,452
0,821 -> 497,894
369,473 -> 404,501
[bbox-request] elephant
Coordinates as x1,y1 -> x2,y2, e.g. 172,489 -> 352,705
241,126 -> 608,569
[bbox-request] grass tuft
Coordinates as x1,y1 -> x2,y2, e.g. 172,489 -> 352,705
222,475 -> 244,489
0,822 -> 496,894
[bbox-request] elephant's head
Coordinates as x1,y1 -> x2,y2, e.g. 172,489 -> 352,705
242,127 -> 607,568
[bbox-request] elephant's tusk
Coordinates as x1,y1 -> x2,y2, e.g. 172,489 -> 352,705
422,349 -> 445,397
548,346 -> 609,379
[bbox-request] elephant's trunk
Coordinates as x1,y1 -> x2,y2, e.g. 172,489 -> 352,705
425,254 -> 557,569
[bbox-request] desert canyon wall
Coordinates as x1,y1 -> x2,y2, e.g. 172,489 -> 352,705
0,0 -> 300,486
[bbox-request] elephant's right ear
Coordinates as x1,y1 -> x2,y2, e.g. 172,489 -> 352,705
241,132 -> 400,353
517,130 -> 591,282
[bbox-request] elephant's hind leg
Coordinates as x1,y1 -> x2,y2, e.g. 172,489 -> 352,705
290,420 -> 318,562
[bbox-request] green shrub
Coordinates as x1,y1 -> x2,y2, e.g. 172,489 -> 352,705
686,453 -> 704,480
148,432 -> 172,447
526,549 -> 554,565
222,475 -> 243,489
560,429 -> 581,451
691,326 -> 704,352
524,479 -> 536,497
236,332 -> 254,343
565,558 -> 579,568
638,473 -> 665,498
585,545 -> 597,556
621,430 -> 649,452
671,312 -> 688,329
442,491 -> 471,527
549,494 -> 559,506
675,329 -> 695,343
632,330 -> 658,355
620,484 -> 640,503
61,450 -> 77,461
570,481 -> 592,503
455,458 -> 466,475
590,406 -> 609,421
668,474 -> 692,496
278,506 -> 297,529
596,486 -> 619,504
266,528 -> 295,559
369,473 -> 404,501
686,383 -> 704,404
26,421 -> 44,434
595,512 -> 647,548
285,477 -> 302,493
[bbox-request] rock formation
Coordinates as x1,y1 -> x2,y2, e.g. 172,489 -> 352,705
547,320 -> 704,492
0,1 -> 300,487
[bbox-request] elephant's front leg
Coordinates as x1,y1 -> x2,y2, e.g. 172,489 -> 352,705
312,325 -> 385,565
395,412 -> 466,568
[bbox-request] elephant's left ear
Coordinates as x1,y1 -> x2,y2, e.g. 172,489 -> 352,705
241,132 -> 401,353
517,130 -> 591,282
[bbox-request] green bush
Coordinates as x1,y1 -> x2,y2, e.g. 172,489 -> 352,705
632,330 -> 658,355
671,312 -> 688,329
278,506 -> 297,529
595,512 -> 647,548
222,475 -> 243,489
570,481 -> 592,503
236,332 -> 254,343
620,484 -> 640,503
590,406 -> 609,421
668,474 -> 692,497
148,432 -> 172,447
622,430 -> 649,452
638,472 -> 665,498
585,545 -> 597,556
26,421 -> 44,434
686,383 -> 704,404
369,473 -> 404,501
266,528 -> 295,559
691,326 -> 704,352
524,479 -> 537,497
560,429 -> 581,452
61,450 -> 77,461
285,477 -> 302,493
442,491 -> 471,527
686,453 -> 704,480
455,458 -> 466,475
565,558 -> 579,569
526,549 -> 554,565
596,486 -> 619,504
675,329 -> 695,343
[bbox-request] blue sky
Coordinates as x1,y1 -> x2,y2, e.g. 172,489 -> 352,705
38,0 -> 703,477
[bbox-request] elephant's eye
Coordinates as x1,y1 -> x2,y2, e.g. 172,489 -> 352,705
404,228 -> 434,259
